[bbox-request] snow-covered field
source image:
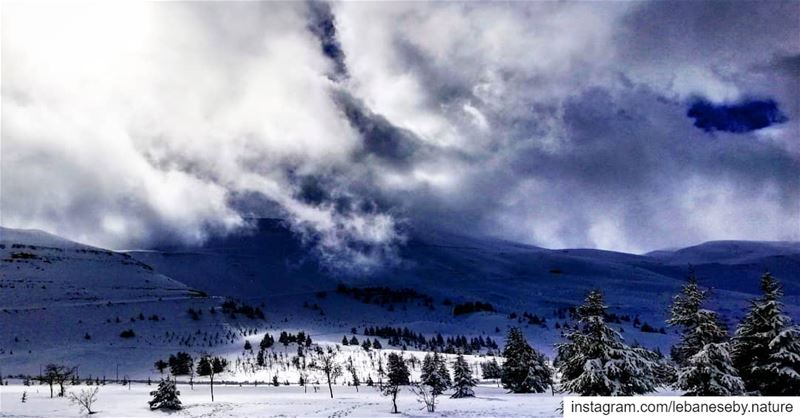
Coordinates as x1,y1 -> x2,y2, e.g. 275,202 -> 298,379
1,224 -> 798,415
1,382 -> 568,417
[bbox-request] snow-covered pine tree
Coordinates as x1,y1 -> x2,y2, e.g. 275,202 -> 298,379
640,347 -> 677,388
732,272 -> 800,395
555,290 -> 657,396
500,327 -> 552,393
451,354 -> 477,398
481,358 -> 502,383
420,352 -> 450,395
148,378 -> 182,410
437,353 -> 452,391
677,310 -> 744,395
762,327 -> 800,395
667,271 -> 706,367
420,353 -> 435,386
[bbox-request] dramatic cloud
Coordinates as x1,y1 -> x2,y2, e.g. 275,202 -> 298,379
2,1 -> 799,270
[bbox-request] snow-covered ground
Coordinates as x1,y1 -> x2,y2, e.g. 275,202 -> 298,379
1,223 -> 798,415
0,381 -> 569,417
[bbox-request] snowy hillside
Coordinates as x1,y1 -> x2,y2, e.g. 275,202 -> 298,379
0,227 -> 199,309
646,240 -> 800,265
129,218 -> 800,332
1,221 -> 798,389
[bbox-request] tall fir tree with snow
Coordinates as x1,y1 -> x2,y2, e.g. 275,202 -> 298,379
732,272 -> 800,395
555,290 -> 657,396
500,327 -> 552,393
451,354 -> 477,398
644,347 -> 678,387
676,310 -> 744,395
481,358 -> 502,382
148,378 -> 182,410
420,352 -> 450,395
667,271 -> 706,367
437,353 -> 452,390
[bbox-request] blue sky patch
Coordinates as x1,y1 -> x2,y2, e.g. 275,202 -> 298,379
687,98 -> 788,133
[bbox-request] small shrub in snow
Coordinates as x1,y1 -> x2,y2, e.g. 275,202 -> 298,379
148,379 -> 182,411
68,387 -> 99,415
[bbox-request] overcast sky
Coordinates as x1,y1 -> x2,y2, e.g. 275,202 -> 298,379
2,1 -> 798,271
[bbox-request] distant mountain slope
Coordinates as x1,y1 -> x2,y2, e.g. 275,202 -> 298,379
120,220 -> 799,364
0,222 -> 798,378
128,219 -> 330,298
0,226 -> 86,249
646,240 -> 800,265
0,227 -> 197,309
128,219 -> 800,299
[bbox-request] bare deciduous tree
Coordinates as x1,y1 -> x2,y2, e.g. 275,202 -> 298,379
311,347 -> 341,398
411,383 -> 438,413
38,364 -> 76,398
68,387 -> 99,415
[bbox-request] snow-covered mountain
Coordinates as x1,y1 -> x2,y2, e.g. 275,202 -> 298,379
0,227 -> 199,309
129,218 -> 800,311
1,220 -> 798,379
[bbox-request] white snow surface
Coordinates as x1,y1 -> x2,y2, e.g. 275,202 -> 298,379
0,382 -> 556,417
0,222 -> 797,416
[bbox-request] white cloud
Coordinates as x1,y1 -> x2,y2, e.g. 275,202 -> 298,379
2,1 -> 797,263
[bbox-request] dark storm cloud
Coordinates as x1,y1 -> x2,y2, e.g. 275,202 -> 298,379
307,1 -> 347,79
3,1 -> 799,265
617,0 -> 800,65
687,98 -> 788,133
335,92 -> 426,167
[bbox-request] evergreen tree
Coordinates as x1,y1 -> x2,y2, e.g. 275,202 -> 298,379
451,354 -> 477,398
732,272 -> 800,395
260,334 -> 274,350
481,358 -> 502,383
676,310 -> 744,395
420,353 -> 450,395
436,353 -> 452,390
667,272 -> 706,367
555,291 -> 656,396
382,353 -> 410,414
148,379 -> 182,410
168,352 -> 193,376
761,327 -> 800,395
154,360 -> 168,374
501,327 -> 552,393
643,347 -> 678,388
666,273 -> 745,396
